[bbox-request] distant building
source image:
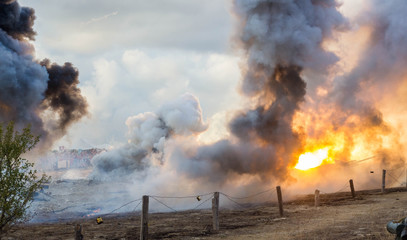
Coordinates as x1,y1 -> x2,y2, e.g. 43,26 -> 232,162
38,148 -> 106,170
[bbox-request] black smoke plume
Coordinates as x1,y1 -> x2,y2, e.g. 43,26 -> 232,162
0,0 -> 35,40
90,0 -> 348,184
0,0 -> 88,149
178,0 -> 348,184
230,65 -> 305,145
40,59 -> 88,131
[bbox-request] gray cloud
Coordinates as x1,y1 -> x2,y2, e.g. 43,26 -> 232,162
19,0 -> 233,55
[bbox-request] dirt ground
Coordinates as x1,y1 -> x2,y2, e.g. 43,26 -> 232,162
2,188 -> 406,240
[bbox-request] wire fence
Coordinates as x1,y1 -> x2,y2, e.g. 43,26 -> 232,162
193,195 -> 213,210
149,192 -> 213,199
150,196 -> 178,212
334,182 -> 351,193
387,170 -> 405,187
341,154 -> 407,190
76,175 -> 390,218
51,151 -> 407,239
48,169 -> 407,220
222,188 -> 274,200
56,157 -> 407,223
109,198 -> 142,214
346,156 -> 377,166
61,166 -> 407,240
220,192 -> 247,208
147,188 -> 276,212
104,180 -> 358,216
219,188 -> 275,209
319,181 -> 350,195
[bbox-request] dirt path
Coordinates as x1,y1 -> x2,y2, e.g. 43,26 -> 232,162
2,189 -> 406,240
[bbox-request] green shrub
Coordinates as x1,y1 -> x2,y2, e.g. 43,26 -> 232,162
0,122 -> 49,234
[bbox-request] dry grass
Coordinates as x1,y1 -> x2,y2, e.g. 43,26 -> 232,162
2,188 -> 406,239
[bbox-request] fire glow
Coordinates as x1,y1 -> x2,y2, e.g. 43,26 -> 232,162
295,148 -> 332,171
83,208 -> 101,218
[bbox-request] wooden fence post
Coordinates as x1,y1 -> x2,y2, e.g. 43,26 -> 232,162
276,186 -> 284,217
349,179 -> 355,198
140,195 -> 149,240
75,224 -> 83,240
382,169 -> 386,193
314,189 -> 320,207
212,192 -> 219,231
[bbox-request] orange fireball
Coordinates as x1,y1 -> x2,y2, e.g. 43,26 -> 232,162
295,147 -> 333,170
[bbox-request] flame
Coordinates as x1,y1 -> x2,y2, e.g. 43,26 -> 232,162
83,208 -> 101,218
295,147 -> 332,170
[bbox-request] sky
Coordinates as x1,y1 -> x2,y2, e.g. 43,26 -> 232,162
17,0 -> 362,150
17,0 -> 245,149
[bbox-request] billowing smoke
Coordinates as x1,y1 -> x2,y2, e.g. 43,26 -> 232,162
40,59 -> 88,133
311,0 -> 407,168
91,0 -> 347,186
0,0 -> 88,149
333,0 -> 407,124
230,0 -> 346,146
90,93 -> 207,180
0,0 -> 35,40
182,0 -> 347,183
89,0 -> 407,199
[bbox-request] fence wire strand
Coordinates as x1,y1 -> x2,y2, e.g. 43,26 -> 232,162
320,181 -> 349,195
346,156 -> 377,166
386,165 -> 406,172
221,188 -> 273,200
109,198 -> 142,214
387,172 -> 404,186
334,182 -> 350,193
220,193 -> 247,209
133,199 -> 142,212
193,195 -> 213,210
150,196 -> 178,212
149,192 -> 213,199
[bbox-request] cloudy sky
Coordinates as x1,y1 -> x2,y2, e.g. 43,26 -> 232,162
15,0 -> 243,149
17,0 -> 360,150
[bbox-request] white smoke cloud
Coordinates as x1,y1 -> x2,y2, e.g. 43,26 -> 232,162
157,93 -> 208,135
90,93 -> 207,180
